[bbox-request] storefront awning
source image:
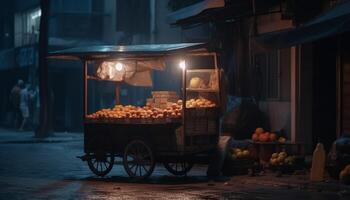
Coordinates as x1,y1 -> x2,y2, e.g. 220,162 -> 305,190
167,0 -> 225,25
255,0 -> 350,49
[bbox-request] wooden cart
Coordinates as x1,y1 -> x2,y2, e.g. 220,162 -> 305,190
49,43 -> 222,179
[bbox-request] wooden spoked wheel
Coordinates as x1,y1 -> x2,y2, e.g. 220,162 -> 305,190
87,153 -> 114,177
123,140 -> 155,179
163,161 -> 193,176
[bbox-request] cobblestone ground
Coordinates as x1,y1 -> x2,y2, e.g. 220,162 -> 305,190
0,131 -> 349,200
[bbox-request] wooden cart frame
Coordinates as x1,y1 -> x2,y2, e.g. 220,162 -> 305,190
49,43 -> 222,179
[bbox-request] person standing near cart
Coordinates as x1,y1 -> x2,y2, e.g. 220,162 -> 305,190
207,98 -> 265,180
206,69 -> 232,180
206,68 -> 265,181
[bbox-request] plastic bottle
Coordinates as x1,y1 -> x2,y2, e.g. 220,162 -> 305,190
310,143 -> 326,182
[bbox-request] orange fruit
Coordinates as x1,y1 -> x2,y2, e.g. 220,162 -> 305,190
269,133 -> 277,142
255,128 -> 264,135
252,133 -> 259,142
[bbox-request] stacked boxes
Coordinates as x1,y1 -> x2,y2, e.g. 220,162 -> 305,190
185,108 -> 219,136
147,91 -> 179,109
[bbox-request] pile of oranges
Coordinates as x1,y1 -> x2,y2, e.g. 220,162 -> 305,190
251,128 -> 287,143
87,101 -> 182,120
186,98 -> 216,108
87,98 -> 217,121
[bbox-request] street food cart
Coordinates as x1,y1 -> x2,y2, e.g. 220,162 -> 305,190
49,43 -> 222,179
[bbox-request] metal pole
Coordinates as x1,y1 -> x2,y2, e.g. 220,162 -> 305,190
336,35 -> 343,138
83,60 -> 88,119
182,61 -> 187,148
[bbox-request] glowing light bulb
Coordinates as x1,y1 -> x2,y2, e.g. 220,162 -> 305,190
115,62 -> 123,71
179,60 -> 186,70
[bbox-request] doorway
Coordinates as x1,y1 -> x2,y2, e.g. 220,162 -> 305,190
312,38 -> 337,152
340,34 -> 350,135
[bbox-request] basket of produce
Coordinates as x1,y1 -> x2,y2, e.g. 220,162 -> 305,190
222,147 -> 254,176
269,152 -> 302,174
251,128 -> 287,143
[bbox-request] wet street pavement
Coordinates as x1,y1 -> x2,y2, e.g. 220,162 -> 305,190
0,130 -> 349,199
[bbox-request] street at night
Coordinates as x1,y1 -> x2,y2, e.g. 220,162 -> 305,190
0,129 -> 349,199
1,0 -> 350,199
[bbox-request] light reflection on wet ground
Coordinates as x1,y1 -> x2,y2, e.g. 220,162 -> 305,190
0,139 -> 349,199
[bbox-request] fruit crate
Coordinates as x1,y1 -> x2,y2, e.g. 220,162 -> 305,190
175,127 -> 218,152
185,107 -> 219,118
185,108 -> 219,136
269,155 -> 305,174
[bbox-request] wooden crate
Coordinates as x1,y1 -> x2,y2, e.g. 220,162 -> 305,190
207,120 -> 217,134
149,91 -> 179,109
185,108 -> 219,136
152,91 -> 178,96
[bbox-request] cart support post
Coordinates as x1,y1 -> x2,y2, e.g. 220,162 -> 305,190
83,60 -> 88,119
213,52 -> 218,69
182,60 -> 186,148
115,83 -> 121,105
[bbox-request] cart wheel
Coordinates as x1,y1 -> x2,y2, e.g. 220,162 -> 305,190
123,140 -> 155,179
87,153 -> 114,177
163,161 -> 193,176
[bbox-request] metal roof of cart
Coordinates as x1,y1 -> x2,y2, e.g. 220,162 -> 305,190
48,43 -> 208,60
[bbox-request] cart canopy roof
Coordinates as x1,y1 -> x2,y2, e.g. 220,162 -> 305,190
48,43 -> 213,87
48,43 -> 207,61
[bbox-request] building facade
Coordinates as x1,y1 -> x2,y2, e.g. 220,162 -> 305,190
169,0 -> 349,152
0,0 -> 182,131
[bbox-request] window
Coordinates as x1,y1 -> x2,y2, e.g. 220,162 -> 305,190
167,0 -> 204,11
116,0 -> 150,34
255,51 -> 280,100
51,0 -> 92,13
14,8 -> 41,47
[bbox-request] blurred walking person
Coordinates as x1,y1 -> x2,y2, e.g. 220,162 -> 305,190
31,85 -> 40,130
9,80 -> 24,128
19,84 -> 31,131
